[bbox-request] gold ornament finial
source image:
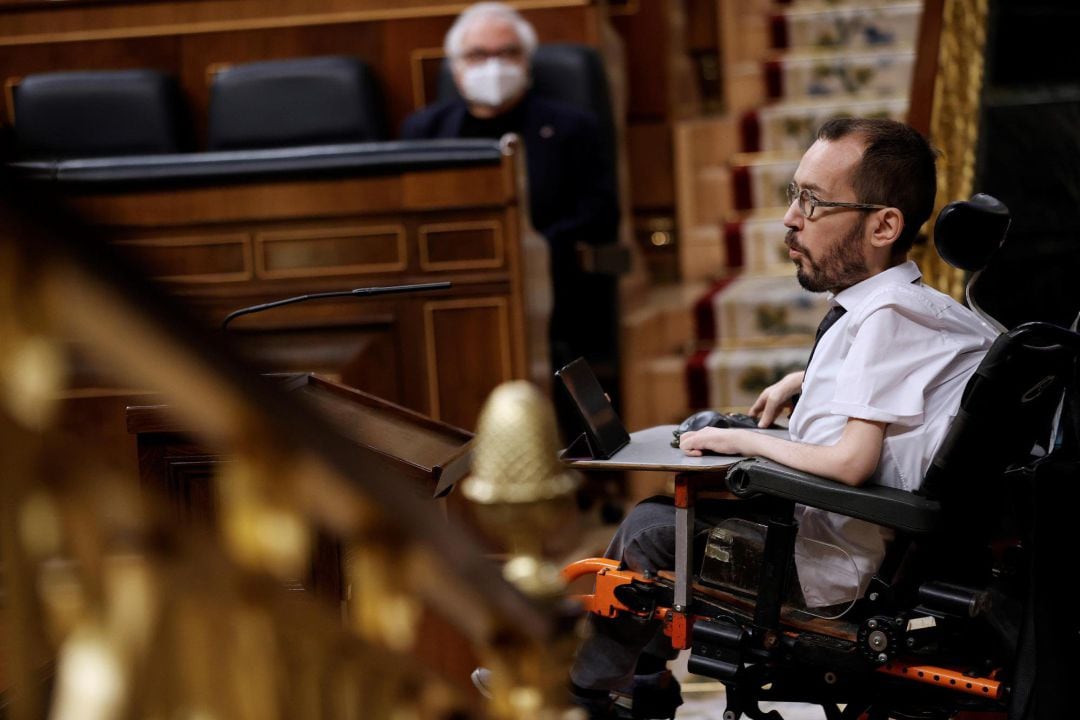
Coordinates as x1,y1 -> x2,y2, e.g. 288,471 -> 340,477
461,380 -> 580,598
462,381 -> 584,719
463,381 -> 579,506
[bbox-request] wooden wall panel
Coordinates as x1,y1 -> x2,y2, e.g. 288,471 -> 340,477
401,165 -> 511,209
424,297 -> 512,429
117,234 -> 253,282
0,0 -> 520,42
418,221 -> 503,270
627,121 -> 675,208
610,0 -> 672,121
381,15 -> 459,131
255,225 -> 407,278
0,614 -> 5,694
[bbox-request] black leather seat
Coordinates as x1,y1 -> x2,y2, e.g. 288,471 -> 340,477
207,56 -> 385,150
13,69 -> 186,159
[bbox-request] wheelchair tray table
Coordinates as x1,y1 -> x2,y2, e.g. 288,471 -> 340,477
561,424 -> 789,472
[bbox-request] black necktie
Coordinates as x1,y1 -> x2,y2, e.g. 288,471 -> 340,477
806,303 -> 847,371
789,304 -> 847,411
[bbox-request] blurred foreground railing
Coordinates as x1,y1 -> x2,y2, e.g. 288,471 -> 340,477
0,175 -> 578,720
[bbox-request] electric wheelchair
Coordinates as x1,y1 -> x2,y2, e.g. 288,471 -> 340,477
564,195 -> 1080,720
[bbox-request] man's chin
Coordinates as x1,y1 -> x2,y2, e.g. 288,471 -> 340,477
795,268 -> 824,293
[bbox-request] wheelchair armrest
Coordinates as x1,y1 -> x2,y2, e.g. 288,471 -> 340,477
726,458 -> 942,534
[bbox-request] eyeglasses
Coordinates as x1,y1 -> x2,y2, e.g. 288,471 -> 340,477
786,181 -> 888,219
457,45 -> 525,65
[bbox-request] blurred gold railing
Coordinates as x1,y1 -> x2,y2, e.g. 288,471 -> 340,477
0,181 -> 578,720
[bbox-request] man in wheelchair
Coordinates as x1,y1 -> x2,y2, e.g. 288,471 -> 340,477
565,118 -> 1078,719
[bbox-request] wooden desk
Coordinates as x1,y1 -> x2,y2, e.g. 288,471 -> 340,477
126,373 -> 473,596
47,141 -> 549,431
125,372 -> 482,692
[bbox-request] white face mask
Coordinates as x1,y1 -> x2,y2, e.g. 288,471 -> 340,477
460,59 -> 528,108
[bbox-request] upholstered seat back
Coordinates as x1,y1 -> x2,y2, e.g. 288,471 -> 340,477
207,56 -> 385,150
921,196 -> 1063,539
14,69 -> 185,159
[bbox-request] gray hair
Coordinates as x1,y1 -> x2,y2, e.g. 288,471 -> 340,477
444,2 -> 539,60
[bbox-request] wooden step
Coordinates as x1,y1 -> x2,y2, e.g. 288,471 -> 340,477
772,1 -> 922,53
701,344 -> 813,411
723,208 -> 790,275
729,151 -> 801,212
765,47 -> 916,101
743,94 -> 909,153
710,273 -> 827,347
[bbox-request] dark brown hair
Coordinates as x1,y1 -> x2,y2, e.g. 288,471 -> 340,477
817,118 -> 938,257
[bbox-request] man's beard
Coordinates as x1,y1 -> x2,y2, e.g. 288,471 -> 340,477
786,215 -> 869,293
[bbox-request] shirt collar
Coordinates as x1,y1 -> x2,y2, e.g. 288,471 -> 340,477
829,260 -> 922,311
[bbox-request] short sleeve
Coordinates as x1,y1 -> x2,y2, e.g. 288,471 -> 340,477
828,300 -> 958,425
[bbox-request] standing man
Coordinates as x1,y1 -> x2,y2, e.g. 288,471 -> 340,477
569,118 -> 999,718
402,2 -> 621,427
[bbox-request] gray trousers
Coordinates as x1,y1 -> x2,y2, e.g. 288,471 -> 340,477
570,496 -> 763,691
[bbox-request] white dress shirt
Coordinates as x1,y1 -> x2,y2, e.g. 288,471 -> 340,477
788,260 -> 999,608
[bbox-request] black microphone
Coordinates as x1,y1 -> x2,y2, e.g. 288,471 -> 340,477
221,281 -> 452,331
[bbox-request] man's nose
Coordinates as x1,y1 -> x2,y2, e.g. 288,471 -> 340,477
782,198 -> 803,228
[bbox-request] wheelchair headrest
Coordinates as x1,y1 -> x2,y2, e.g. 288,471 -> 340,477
934,193 -> 1011,272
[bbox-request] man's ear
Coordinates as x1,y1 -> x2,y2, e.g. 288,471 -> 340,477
868,207 -> 905,250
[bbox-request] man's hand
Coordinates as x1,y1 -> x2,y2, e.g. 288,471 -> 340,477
678,428 -> 753,457
749,371 -> 805,427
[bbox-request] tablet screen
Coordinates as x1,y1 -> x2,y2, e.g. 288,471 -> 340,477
555,357 -> 630,459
